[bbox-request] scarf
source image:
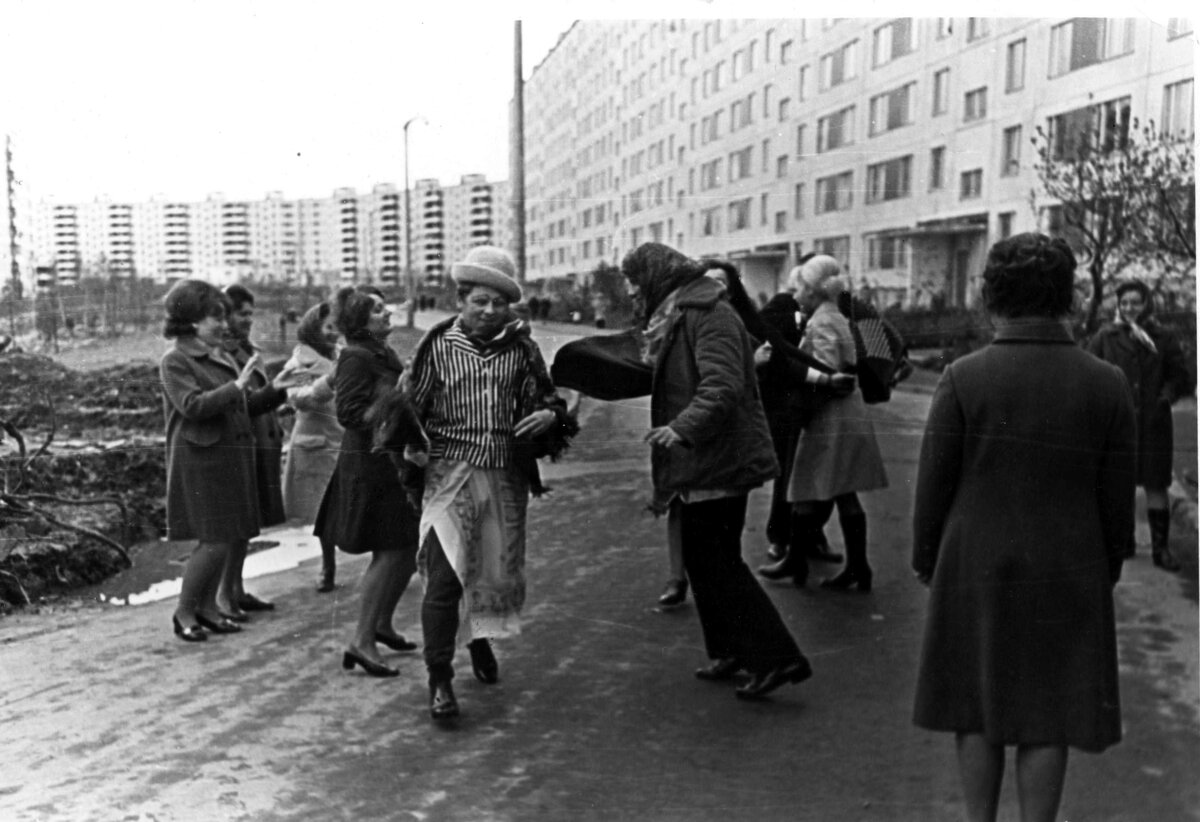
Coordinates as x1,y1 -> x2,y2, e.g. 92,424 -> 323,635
1115,310 -> 1158,354
639,288 -> 681,366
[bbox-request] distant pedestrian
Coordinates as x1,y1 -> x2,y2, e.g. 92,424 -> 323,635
314,285 -> 423,677
913,233 -> 1135,822
159,280 -> 260,642
402,245 -> 575,721
275,302 -> 344,592
1087,279 -> 1194,572
622,242 -> 812,700
219,284 -> 288,617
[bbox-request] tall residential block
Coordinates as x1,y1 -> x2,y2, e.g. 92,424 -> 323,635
521,17 -> 1194,305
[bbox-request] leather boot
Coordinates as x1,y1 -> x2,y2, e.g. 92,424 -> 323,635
1148,509 -> 1181,572
820,512 -> 872,592
758,518 -> 811,587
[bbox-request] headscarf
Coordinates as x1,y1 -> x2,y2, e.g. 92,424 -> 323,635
622,242 -> 705,324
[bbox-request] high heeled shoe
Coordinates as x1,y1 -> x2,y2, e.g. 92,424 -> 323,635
172,616 -> 208,642
237,593 -> 275,612
429,678 -> 460,721
695,657 -> 743,681
468,638 -> 499,684
757,553 -> 808,587
196,613 -> 243,634
657,577 -> 688,608
375,632 -> 419,652
735,657 -> 813,700
341,648 -> 400,678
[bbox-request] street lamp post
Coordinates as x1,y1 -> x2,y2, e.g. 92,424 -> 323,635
403,116 -> 422,329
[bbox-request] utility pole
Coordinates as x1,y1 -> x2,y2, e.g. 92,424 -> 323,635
5,135 -> 20,336
403,116 -> 421,329
512,21 -> 526,282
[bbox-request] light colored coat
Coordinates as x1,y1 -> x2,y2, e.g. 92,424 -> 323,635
276,344 -> 343,523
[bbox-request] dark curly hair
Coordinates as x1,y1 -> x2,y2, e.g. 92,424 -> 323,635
1114,280 -> 1154,321
981,233 -> 1077,319
296,302 -> 336,359
223,283 -> 255,310
334,284 -> 386,340
162,279 -> 227,338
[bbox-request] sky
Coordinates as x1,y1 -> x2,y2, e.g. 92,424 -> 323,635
1,0 -> 1192,204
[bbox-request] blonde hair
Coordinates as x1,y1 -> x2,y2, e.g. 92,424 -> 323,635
797,255 -> 846,300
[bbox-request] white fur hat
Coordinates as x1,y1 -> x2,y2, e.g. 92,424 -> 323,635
451,246 -> 522,303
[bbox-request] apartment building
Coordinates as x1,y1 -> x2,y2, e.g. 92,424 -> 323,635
522,17 -> 1194,306
24,174 -> 511,291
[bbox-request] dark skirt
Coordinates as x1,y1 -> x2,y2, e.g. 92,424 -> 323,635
314,450 -> 418,555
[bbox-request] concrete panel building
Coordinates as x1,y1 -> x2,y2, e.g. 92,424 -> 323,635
521,17 -> 1195,306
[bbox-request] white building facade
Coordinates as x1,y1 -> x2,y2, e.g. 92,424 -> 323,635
522,17 -> 1195,306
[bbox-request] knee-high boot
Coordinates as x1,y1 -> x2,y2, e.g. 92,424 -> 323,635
819,512 -> 872,592
1149,509 -> 1181,572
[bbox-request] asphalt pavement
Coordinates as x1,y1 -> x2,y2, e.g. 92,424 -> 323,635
1,316 -> 1197,821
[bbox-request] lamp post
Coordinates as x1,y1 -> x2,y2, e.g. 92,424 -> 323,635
403,116 -> 422,329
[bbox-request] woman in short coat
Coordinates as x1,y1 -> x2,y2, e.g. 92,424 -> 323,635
912,234 -> 1136,822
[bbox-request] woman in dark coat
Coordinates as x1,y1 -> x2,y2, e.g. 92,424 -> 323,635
160,280 -> 262,641
314,285 -> 422,677
623,242 -> 812,700
1087,280 -> 1193,571
912,234 -> 1136,822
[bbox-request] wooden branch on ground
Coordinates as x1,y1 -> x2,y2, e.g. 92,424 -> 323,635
0,569 -> 32,605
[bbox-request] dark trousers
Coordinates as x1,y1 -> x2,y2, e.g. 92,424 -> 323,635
764,426 -> 799,548
421,531 -> 463,680
681,494 -> 804,674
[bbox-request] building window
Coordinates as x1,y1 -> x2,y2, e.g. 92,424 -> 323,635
729,198 -> 752,231
1048,96 -> 1131,159
779,97 -> 791,121
794,183 -> 806,218
960,169 -> 983,199
1167,18 -> 1193,38
865,234 -> 911,270
872,18 -> 916,67
930,146 -> 946,190
866,155 -> 913,203
815,171 -> 854,213
798,65 -> 810,101
812,235 -> 850,264
761,139 -> 771,173
937,18 -> 953,39
775,210 -> 788,233
796,123 -> 807,157
819,40 -> 859,91
1162,79 -> 1195,138
932,68 -> 950,116
700,158 -> 723,190
700,205 -> 721,237
966,18 -> 991,41
1001,125 -> 1022,176
964,87 -> 987,122
1006,39 -> 1026,92
869,83 -> 915,135
729,146 -> 753,181
777,154 -> 789,178
761,193 -> 769,225
1049,19 -> 1135,77
817,106 -> 856,152
780,39 -> 794,65
999,212 -> 1016,238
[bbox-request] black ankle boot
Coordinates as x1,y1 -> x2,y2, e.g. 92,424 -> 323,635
1148,509 -> 1181,572
820,512 -> 872,592
429,675 -> 459,720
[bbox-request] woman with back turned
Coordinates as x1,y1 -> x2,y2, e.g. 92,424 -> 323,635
912,233 -> 1135,822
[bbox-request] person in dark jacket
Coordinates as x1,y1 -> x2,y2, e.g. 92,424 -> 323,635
314,285 -> 423,677
217,284 -> 288,617
912,234 -> 1136,822
623,242 -> 812,701
1087,280 -> 1193,571
160,280 -> 262,641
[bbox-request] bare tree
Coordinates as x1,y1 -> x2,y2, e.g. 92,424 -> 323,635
1031,116 -> 1195,333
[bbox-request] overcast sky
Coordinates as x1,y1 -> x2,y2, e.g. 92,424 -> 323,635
1,1 -> 1191,204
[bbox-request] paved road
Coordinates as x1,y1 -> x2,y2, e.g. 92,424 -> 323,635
1,318 -> 1197,821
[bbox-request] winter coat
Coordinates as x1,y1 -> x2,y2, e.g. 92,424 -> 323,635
160,337 -> 260,542
787,301 -> 888,502
912,320 -> 1136,752
1087,320 -> 1193,489
228,344 -> 288,528
276,344 -> 343,523
650,276 -> 778,497
313,339 -> 419,554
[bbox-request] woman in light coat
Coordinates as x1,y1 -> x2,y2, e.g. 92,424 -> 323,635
277,302 -> 344,592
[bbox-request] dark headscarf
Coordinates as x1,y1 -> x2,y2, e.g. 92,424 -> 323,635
622,243 -> 705,325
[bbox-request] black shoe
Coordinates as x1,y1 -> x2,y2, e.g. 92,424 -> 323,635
735,657 -> 813,700
430,679 -> 460,721
657,578 -> 688,608
218,609 -> 250,623
172,616 -> 208,642
237,594 -> 275,612
766,543 -> 787,562
195,613 -> 244,634
757,555 -> 808,587
375,632 -> 419,652
695,658 -> 743,681
341,648 -> 399,678
316,577 -> 336,593
468,638 -> 499,684
818,567 -> 873,592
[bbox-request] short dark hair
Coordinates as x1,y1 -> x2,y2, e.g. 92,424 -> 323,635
163,279 -> 227,338
981,233 -> 1077,319
296,302 -> 336,358
334,284 -> 384,340
224,283 -> 255,310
